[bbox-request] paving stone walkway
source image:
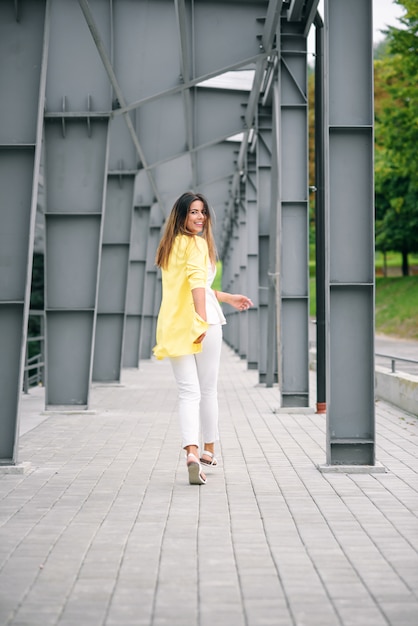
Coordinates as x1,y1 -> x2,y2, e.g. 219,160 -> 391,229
1,345 -> 417,626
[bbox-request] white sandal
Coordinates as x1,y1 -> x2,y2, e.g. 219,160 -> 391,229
187,453 -> 207,485
200,450 -> 218,467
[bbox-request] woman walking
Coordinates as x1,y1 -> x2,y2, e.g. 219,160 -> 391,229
153,191 -> 253,485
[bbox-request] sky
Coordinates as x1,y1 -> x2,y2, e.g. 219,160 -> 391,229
372,0 -> 405,41
307,0 -> 405,56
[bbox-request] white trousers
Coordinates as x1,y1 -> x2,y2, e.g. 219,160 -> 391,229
170,324 -> 222,449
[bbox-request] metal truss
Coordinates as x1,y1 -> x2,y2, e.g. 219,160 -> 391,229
0,0 -> 376,471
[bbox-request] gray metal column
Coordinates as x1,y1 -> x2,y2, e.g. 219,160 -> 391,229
139,203 -> 164,359
314,13 -> 327,413
323,0 -> 375,466
223,214 -> 241,355
245,149 -> 259,370
267,86 -> 279,389
221,249 -> 231,347
123,200 -> 150,368
277,23 -> 310,407
0,0 -> 48,466
93,115 -> 136,382
237,177 -> 249,360
257,105 -> 275,385
124,172 -> 157,368
44,0 -> 111,408
93,172 -> 135,381
221,245 -> 234,350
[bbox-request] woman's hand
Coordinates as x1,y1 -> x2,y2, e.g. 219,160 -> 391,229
194,332 -> 207,344
229,294 -> 253,312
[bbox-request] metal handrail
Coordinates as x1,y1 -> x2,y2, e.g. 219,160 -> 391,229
23,311 -> 45,393
375,353 -> 418,374
24,314 -> 416,390
310,342 -> 418,376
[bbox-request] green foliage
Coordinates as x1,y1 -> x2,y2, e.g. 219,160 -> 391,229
376,250 -> 418,273
374,39 -> 389,60
375,277 -> 418,339
309,276 -> 316,318
28,253 -> 44,360
30,253 -> 44,311
309,275 -> 418,339
374,0 -> 418,274
212,260 -> 223,291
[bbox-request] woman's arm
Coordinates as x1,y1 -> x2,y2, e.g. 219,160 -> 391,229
192,287 -> 207,320
214,290 -> 253,311
192,287 -> 207,343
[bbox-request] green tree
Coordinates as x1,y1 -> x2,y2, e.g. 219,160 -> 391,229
374,0 -> 418,275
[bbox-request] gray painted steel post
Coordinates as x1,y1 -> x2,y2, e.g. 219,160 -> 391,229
314,14 -> 326,412
267,80 -> 281,389
221,248 -> 232,347
123,197 -> 151,368
245,149 -> 259,371
257,105 -> 273,384
238,178 -> 249,360
93,172 -> 135,382
44,0 -> 112,408
228,222 -> 241,354
277,22 -> 310,407
93,113 -> 138,382
324,0 -> 375,465
0,0 -> 48,465
139,204 -> 163,359
222,224 -> 239,351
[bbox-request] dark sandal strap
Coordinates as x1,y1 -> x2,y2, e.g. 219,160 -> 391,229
200,450 -> 217,466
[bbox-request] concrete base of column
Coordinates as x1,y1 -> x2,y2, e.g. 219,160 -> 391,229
317,462 -> 386,474
0,462 -> 32,475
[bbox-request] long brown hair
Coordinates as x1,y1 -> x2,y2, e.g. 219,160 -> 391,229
155,191 -> 217,268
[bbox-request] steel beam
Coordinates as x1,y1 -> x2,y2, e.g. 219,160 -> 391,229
245,150 -> 259,370
222,182 -> 250,359
237,178 -> 249,360
123,198 -> 151,368
220,0 -> 282,259
114,51 -> 268,119
44,0 -> 111,408
139,204 -> 164,359
303,0 -> 321,37
93,174 -> 134,382
192,0 -> 266,79
43,118 -> 110,407
257,104 -> 275,384
267,82 -> 280,389
0,0 -> 48,466
174,0 -> 197,186
93,113 -> 137,382
276,22 -> 310,407
323,0 -> 375,466
314,13 -> 326,412
222,226 -> 241,354
124,175 -> 162,364
78,0 -> 162,209
287,0 -> 305,22
262,0 -> 283,52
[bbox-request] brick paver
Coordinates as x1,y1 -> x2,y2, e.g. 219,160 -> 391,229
0,345 -> 417,626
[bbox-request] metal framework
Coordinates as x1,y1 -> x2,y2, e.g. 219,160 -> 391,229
323,0 -> 376,466
0,0 -> 376,470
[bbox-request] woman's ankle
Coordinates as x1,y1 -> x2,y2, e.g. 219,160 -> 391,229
185,445 -> 199,459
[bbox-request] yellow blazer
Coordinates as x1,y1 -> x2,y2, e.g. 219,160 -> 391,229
153,234 -> 210,359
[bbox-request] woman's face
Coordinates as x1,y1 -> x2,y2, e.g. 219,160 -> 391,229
185,199 -> 207,235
